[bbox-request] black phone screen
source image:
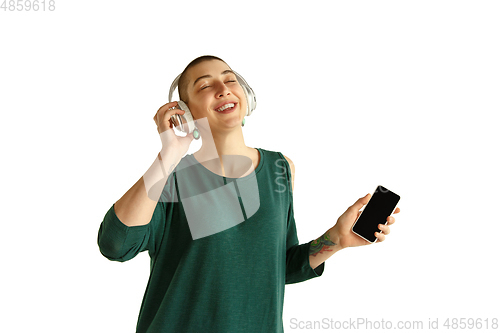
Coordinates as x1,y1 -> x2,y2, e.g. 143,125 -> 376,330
352,185 -> 400,243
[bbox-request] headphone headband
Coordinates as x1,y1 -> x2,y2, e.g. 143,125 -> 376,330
168,73 -> 182,104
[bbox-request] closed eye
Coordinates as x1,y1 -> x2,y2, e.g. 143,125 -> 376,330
200,80 -> 236,91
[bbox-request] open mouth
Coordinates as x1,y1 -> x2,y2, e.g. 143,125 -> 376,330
215,102 -> 237,114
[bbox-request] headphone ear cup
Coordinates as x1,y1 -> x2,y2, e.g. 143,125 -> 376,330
234,72 -> 256,116
174,100 -> 196,134
243,85 -> 256,116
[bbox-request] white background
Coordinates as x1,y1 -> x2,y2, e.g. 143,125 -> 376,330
1,1 -> 499,332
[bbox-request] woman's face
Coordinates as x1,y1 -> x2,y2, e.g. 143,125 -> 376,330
184,60 -> 247,133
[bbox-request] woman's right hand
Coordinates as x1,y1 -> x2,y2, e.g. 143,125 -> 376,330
153,101 -> 194,159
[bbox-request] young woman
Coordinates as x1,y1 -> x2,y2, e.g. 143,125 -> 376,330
98,55 -> 400,332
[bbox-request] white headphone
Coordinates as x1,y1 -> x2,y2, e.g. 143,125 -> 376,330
167,71 -> 257,136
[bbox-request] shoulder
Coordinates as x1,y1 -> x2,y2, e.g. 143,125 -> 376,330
282,154 -> 295,192
256,148 -> 295,191
282,154 -> 294,173
260,148 -> 294,171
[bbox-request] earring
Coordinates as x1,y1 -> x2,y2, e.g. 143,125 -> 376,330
193,127 -> 200,140
242,117 -> 246,127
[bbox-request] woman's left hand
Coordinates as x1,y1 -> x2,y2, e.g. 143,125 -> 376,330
331,193 -> 401,249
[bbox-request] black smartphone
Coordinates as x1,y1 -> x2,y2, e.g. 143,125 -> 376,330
351,185 -> 400,243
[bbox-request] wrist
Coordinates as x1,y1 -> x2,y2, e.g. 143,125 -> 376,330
328,226 -> 345,251
159,148 -> 182,166
309,228 -> 343,270
143,150 -> 180,200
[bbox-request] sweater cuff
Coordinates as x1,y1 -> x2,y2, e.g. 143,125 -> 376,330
286,240 -> 325,284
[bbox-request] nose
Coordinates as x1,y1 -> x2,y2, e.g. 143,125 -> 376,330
215,81 -> 231,98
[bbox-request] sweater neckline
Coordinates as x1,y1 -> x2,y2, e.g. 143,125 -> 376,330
186,148 -> 264,180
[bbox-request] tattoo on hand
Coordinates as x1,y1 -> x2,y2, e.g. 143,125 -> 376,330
309,232 -> 337,257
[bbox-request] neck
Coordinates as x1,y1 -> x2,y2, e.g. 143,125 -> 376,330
196,125 -> 252,161
193,124 -> 256,178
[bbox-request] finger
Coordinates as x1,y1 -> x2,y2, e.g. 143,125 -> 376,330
375,231 -> 386,242
165,109 -> 185,125
156,108 -> 186,131
379,224 -> 391,235
393,207 -> 401,214
155,101 -> 180,123
168,112 -> 181,128
160,106 -> 184,121
157,101 -> 179,112
386,215 -> 396,225
350,193 -> 371,213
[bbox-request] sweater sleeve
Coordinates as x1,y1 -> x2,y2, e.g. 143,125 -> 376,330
97,171 -> 177,262
277,152 -> 325,284
284,195 -> 325,284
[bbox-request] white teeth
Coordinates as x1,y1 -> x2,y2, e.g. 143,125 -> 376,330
216,103 -> 235,112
